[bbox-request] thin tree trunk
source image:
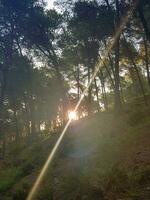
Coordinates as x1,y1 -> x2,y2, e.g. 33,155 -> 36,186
14,108 -> 20,143
0,70 -> 7,159
0,70 -> 7,113
1,137 -> 6,159
77,65 -> 80,101
87,66 -> 92,115
128,67 -> 139,96
99,54 -> 115,88
73,71 -> 88,104
24,96 -> 31,136
103,41 -> 115,77
37,45 -> 69,123
94,78 -> 100,111
123,36 -> 148,105
143,37 -> 150,88
29,99 -> 37,139
104,0 -> 121,110
108,53 -> 115,76
138,4 -> 150,43
114,34 -> 121,110
0,29 -> 13,112
11,94 -> 20,142
76,66 -> 80,118
114,0 -> 122,111
99,71 -> 108,111
120,80 -> 125,104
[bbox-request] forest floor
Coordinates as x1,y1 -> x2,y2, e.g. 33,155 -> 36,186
0,99 -> 150,200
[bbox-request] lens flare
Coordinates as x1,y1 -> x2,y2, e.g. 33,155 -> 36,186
26,2 -> 139,200
68,111 -> 78,120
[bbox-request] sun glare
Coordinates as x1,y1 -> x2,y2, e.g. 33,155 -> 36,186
68,111 -> 78,121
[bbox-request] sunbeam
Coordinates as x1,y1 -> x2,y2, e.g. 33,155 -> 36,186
26,2 -> 139,200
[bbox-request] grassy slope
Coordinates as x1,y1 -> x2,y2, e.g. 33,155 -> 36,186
0,103 -> 150,200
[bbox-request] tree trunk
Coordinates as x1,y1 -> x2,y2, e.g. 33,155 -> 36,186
24,96 -> 31,136
103,41 -> 115,77
99,71 -> 108,111
120,80 -> 125,104
87,66 -> 92,115
138,4 -> 150,43
73,71 -> 88,101
123,37 -> 148,105
114,34 -> 121,110
99,54 -> 115,88
114,0 -> 122,111
77,65 -> 80,101
29,99 -> 37,140
104,0 -> 121,110
94,78 -> 100,111
0,70 -> 7,112
14,109 -> 20,143
1,138 -> 6,159
37,46 -> 69,123
128,67 -> 139,96
143,37 -> 150,88
0,70 -> 7,159
12,94 -> 20,143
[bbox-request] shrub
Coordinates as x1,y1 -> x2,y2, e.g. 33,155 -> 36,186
127,109 -> 146,126
0,167 -> 22,192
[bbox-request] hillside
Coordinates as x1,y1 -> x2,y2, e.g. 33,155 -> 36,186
0,104 -> 150,200
1,1 -> 150,200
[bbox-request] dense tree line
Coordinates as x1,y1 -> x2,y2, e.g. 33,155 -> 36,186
0,0 -> 150,158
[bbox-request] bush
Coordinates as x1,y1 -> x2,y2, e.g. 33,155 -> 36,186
127,109 -> 146,126
0,167 -> 22,192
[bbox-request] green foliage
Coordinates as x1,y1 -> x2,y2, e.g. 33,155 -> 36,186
127,108 -> 146,126
0,167 -> 22,193
124,96 -> 150,126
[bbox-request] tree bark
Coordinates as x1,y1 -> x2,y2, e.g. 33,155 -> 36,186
13,107 -> 20,143
1,137 -> 6,159
77,65 -> 80,101
138,4 -> 150,43
114,0 -> 122,111
99,71 -> 108,111
123,36 -> 148,105
87,66 -> 92,115
0,70 -> 7,115
94,78 -> 100,111
143,37 -> 150,88
99,54 -> 115,88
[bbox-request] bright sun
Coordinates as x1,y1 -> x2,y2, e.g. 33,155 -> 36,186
68,111 -> 78,121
